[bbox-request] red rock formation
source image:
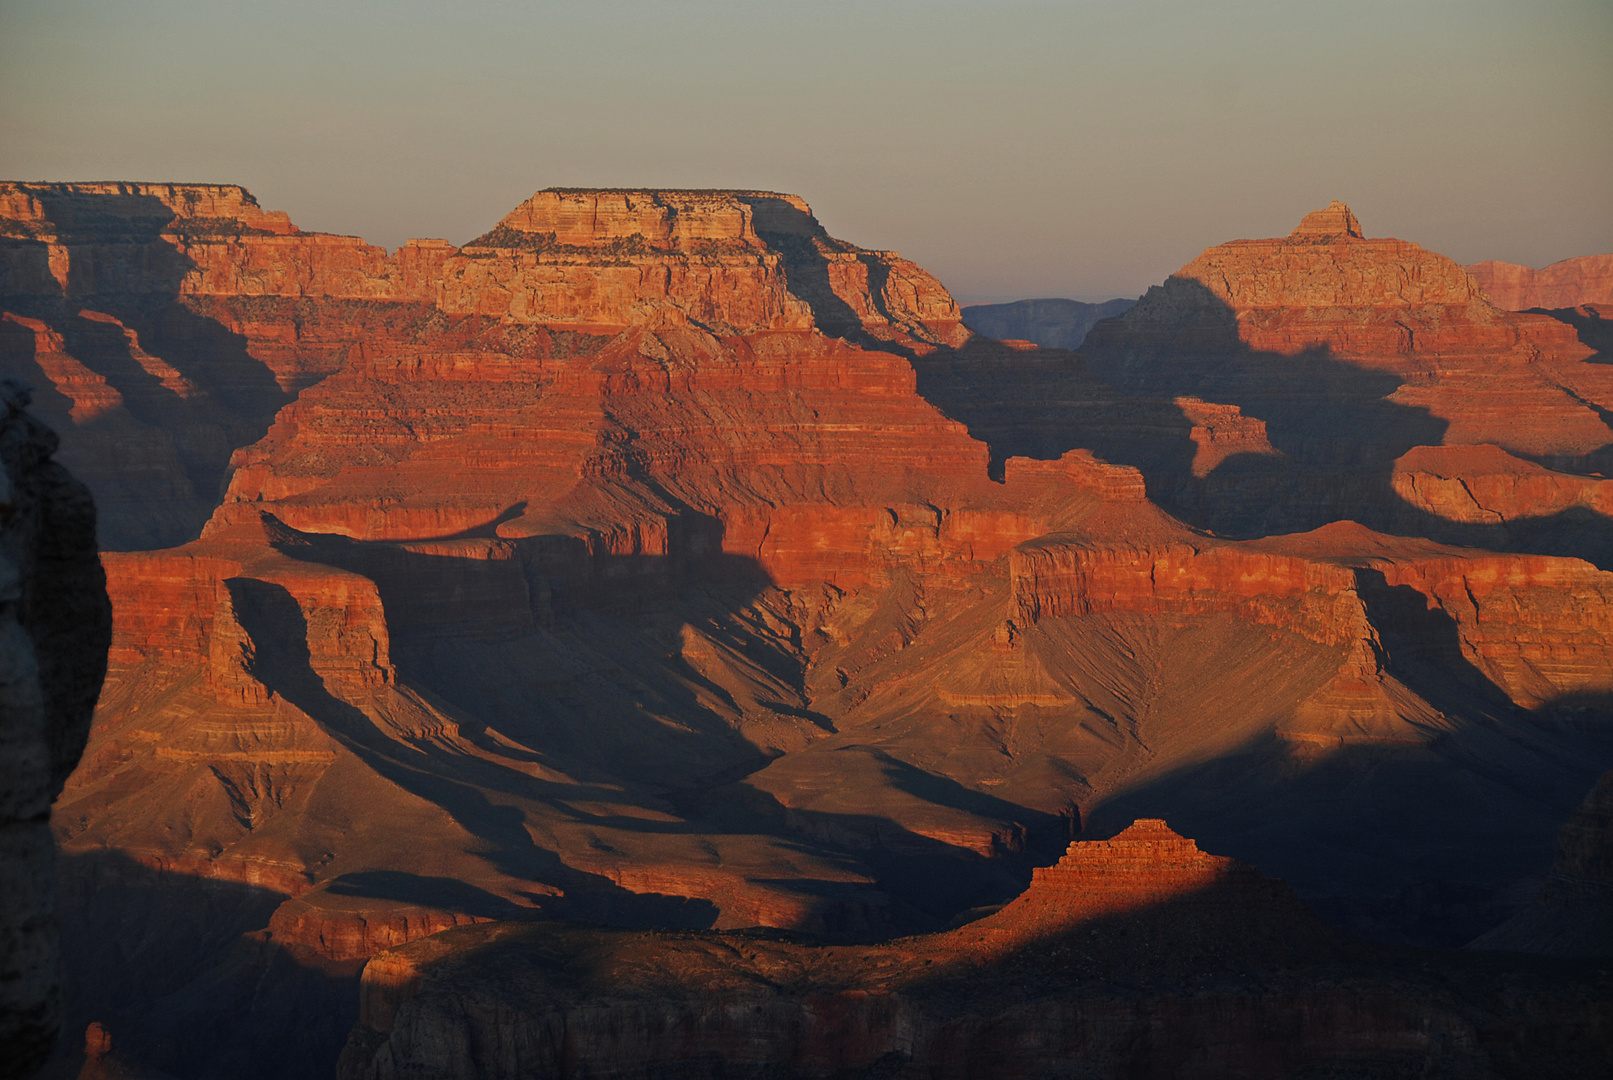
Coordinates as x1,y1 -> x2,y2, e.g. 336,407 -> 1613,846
1467,254 -> 1613,310
956,819 -> 1321,953
266,897 -> 489,963
999,519 -> 1613,744
0,183 -> 448,548
1084,202 -> 1610,459
1392,443 -> 1613,524
32,186 -> 1613,1079
1,184 -> 973,553
336,822 -> 1613,1080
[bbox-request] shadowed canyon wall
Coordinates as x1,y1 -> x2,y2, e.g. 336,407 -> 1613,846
337,822 -> 1613,1079
6,184 -> 1613,1078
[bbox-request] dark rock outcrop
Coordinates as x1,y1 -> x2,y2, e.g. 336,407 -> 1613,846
0,378 -> 111,1079
1471,770 -> 1613,956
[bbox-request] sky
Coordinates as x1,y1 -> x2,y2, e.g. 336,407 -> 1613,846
1,0 -> 1608,302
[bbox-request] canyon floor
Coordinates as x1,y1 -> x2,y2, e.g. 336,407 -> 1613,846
4,184 -> 1612,1078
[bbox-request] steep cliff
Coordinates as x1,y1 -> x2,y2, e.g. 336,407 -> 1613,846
0,379 -> 110,1080
0,183 -> 446,549
0,185 -> 970,551
30,188 -> 1613,1079
1083,201 -> 1606,458
1467,254 -> 1613,311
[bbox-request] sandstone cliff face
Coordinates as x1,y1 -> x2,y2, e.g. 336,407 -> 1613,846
1467,254 -> 1613,311
1084,202 -> 1607,459
0,183 -> 443,549
33,189 -> 1613,1078
0,185 -> 968,552
0,379 -> 110,1079
1059,203 -> 1613,550
336,822 -> 1613,1080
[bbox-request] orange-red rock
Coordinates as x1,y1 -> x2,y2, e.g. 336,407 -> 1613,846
24,186 -> 1613,1080
335,821 -> 1613,1080
1467,254 -> 1613,310
1087,203 -> 1607,458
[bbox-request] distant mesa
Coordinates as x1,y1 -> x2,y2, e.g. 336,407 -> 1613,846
1465,253 -> 1613,310
960,296 -> 1137,350
1080,199 -> 1613,468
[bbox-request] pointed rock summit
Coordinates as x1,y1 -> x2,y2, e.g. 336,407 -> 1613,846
950,819 -> 1344,967
997,819 -> 1284,925
1290,200 -> 1363,238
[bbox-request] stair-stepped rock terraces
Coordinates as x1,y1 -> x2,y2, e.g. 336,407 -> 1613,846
335,821 -> 1613,1079
6,184 -> 1613,1079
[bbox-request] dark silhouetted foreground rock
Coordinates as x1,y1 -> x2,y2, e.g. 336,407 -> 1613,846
0,379 -> 110,1080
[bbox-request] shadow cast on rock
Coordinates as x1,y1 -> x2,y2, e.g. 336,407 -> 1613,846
52,850 -> 359,1080
1,191 -> 293,549
740,194 -> 920,360
1083,718 -> 1613,949
912,278 -> 1613,568
225,534 -> 1057,936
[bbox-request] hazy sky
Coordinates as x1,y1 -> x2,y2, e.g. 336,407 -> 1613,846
2,0 -> 1608,301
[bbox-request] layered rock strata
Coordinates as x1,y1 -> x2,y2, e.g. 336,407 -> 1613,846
1062,202 -> 1613,541
1467,254 -> 1613,311
337,821 -> 1613,1080
0,183 -> 438,548
28,188 -> 1613,1078
0,185 -> 964,550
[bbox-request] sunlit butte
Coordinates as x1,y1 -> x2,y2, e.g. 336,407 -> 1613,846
1,0 -> 1608,301
5,3 -> 1613,1078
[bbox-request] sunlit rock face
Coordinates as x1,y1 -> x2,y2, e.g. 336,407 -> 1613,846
1467,254 -> 1613,311
7,187 -> 1613,1079
335,821 -> 1613,1080
1085,201 -> 1608,461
